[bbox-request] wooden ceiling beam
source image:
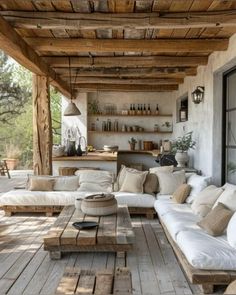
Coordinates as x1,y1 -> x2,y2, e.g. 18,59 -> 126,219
25,38 -> 228,53
71,77 -> 184,85
44,56 -> 208,68
73,84 -> 178,92
57,67 -> 197,78
2,10 -> 236,29
0,16 -> 71,98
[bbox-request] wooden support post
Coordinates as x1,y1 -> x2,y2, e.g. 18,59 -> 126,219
33,74 -> 52,175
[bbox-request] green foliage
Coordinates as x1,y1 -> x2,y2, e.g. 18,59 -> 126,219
0,51 -> 62,168
172,131 -> 196,153
129,137 -> 137,144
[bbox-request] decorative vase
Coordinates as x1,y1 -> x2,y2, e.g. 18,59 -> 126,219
76,144 -> 83,156
5,158 -> 19,170
175,151 -> 189,168
129,143 -> 136,151
66,140 -> 76,156
52,145 -> 65,157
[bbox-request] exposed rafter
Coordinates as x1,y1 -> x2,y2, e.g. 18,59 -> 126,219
25,38 -> 228,53
2,10 -> 236,30
0,15 -> 71,98
44,56 -> 208,68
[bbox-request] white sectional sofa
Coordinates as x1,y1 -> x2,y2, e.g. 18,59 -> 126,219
154,182 -> 236,294
0,169 -> 156,218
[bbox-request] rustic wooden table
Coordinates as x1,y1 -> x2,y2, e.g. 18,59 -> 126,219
44,205 -> 135,259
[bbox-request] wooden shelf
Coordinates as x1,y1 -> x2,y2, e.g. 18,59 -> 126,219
88,114 -> 172,117
88,131 -> 172,134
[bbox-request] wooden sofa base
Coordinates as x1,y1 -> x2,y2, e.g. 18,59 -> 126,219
2,205 -> 64,217
160,220 -> 236,294
2,205 -> 156,219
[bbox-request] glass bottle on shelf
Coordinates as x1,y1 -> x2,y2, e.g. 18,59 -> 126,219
147,104 -> 151,115
140,104 -> 143,115
133,104 -> 136,115
114,119 -> 119,132
143,104 -> 146,115
155,104 -> 159,115
129,104 -> 133,115
137,104 -> 141,115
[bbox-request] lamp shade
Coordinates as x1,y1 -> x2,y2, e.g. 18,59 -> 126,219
64,101 -> 81,116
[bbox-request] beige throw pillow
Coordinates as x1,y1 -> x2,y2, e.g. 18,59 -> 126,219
224,280 -> 236,294
173,184 -> 191,204
191,185 -> 224,217
197,203 -> 233,236
28,178 -> 55,191
156,170 -> 186,195
143,173 -> 158,195
149,165 -> 174,174
117,165 -> 138,190
120,170 -> 148,193
213,189 -> 236,211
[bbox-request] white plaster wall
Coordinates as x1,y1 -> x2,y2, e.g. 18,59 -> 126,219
61,92 -> 88,147
87,91 -> 174,149
172,33 -> 236,180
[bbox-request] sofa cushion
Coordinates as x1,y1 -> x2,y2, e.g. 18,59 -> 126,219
54,176 -> 79,191
149,165 -> 174,174
114,192 -> 155,208
154,198 -> 193,217
176,230 -> 236,270
0,189 -> 85,206
76,170 -> 113,193
28,178 -> 55,191
197,203 -> 233,237
227,212 -> 236,249
224,279 -> 236,294
173,184 -> 191,204
143,173 -> 158,195
213,188 -> 236,211
156,171 -> 186,195
120,170 -> 148,193
191,185 -> 223,217
186,174 -> 210,204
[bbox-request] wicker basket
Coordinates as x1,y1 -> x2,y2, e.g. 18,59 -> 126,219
81,194 -> 117,216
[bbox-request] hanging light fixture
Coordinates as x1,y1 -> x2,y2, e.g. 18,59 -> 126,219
64,57 -> 81,116
191,86 -> 205,104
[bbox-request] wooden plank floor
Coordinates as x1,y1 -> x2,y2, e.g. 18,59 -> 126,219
0,210 -> 227,295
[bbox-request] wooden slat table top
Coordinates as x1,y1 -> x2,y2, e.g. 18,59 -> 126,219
44,205 -> 135,253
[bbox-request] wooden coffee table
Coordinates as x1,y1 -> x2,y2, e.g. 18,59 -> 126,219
44,205 -> 135,259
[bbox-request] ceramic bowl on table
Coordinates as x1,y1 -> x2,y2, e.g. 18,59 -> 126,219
103,145 -> 119,153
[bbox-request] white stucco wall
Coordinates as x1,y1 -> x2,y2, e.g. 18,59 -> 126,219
172,33 -> 236,181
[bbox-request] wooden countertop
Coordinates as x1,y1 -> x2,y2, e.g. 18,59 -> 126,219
52,152 -> 117,162
52,149 -> 159,162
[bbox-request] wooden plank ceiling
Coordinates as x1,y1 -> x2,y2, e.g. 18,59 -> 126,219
1,0 -> 236,93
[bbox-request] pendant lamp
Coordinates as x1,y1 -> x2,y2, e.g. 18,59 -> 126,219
64,57 -> 81,116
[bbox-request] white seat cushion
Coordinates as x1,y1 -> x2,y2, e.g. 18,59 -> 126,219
154,198 -> 192,217
176,230 -> 236,270
114,192 -> 155,208
0,190 -> 86,206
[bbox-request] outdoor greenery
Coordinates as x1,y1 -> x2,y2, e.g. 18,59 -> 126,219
171,131 -> 196,153
0,51 -> 62,168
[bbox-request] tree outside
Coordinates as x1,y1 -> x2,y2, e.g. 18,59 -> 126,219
0,50 -> 62,169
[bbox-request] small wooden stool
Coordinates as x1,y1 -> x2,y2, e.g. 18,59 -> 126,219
0,160 -> 10,179
56,267 -> 132,294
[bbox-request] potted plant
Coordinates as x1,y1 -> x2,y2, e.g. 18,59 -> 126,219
4,144 -> 21,170
171,132 -> 196,167
128,137 -> 137,151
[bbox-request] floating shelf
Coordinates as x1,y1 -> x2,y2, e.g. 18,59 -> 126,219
88,131 -> 172,134
88,114 -> 172,117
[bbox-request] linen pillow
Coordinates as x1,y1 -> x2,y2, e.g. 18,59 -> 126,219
116,165 -> 139,190
76,170 -> 114,193
28,178 -> 55,191
54,176 -> 79,191
197,203 -> 233,236
172,184 -> 191,204
143,173 -> 158,195
149,165 -> 174,174
119,170 -> 148,193
227,212 -> 236,249
26,175 -> 54,189
191,185 -> 224,217
224,280 -> 236,294
186,174 -> 210,204
156,170 -> 186,195
213,189 -> 236,211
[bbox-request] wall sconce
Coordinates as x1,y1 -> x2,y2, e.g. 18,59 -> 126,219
192,86 -> 205,104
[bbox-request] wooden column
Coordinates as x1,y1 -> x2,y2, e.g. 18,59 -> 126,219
33,74 -> 52,175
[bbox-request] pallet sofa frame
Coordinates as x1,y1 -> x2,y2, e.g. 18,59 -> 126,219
2,205 -> 156,219
161,221 -> 236,294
